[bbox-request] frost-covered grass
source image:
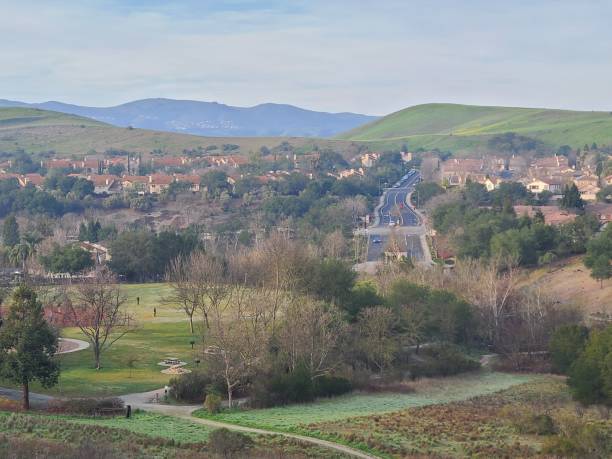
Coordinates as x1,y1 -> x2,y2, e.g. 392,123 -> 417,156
194,371 -> 533,430
58,411 -> 212,443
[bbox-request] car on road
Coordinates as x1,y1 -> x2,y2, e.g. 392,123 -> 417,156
372,237 -> 382,243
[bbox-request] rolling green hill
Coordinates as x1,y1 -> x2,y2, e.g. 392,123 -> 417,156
338,103 -> 612,152
0,107 -> 355,156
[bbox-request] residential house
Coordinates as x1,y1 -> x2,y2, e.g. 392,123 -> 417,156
440,158 -> 485,187
152,156 -> 191,168
44,159 -> 72,170
360,152 -> 381,168
484,176 -> 503,191
148,174 -> 174,194
338,168 -> 365,179
18,173 -> 45,188
121,175 -> 149,193
401,151 -> 413,162
526,178 -> 563,194
208,155 -> 248,168
508,155 -> 528,173
87,175 -> 121,194
587,202 -> 612,224
293,153 -> 320,170
73,158 -> 102,174
513,205 -> 577,225
576,182 -> 600,201
174,174 -> 201,192
79,241 -> 111,264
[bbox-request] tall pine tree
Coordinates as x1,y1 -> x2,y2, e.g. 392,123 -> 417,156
0,285 -> 59,409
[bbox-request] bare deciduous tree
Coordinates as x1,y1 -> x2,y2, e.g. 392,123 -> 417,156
277,298 -> 347,379
357,306 -> 398,373
69,268 -> 135,370
205,286 -> 273,408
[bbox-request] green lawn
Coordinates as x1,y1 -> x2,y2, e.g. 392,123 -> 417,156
194,371 -> 533,431
51,320 -> 198,397
121,282 -> 184,321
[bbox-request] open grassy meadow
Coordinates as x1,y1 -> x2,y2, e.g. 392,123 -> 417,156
338,102 -> 612,152
0,410 -> 343,458
194,371 -> 533,430
299,377 -> 612,458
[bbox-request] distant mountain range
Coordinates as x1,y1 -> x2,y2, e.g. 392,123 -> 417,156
0,98 -> 377,138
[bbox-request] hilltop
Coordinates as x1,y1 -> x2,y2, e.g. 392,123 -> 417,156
0,107 -> 357,156
0,98 -> 376,138
338,103 -> 612,152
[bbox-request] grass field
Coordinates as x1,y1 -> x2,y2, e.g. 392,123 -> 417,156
0,107 -> 355,157
301,376 -> 612,458
0,410 -> 343,458
337,102 -> 612,151
9,283 -> 200,397
521,256 -> 612,317
194,371 -> 533,431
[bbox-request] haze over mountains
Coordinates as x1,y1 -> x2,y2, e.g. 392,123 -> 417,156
0,98 -> 377,138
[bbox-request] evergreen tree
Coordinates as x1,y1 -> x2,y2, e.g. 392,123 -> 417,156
591,255 -> 611,288
560,183 -> 585,210
2,215 -> 20,247
567,326 -> 612,406
0,285 -> 59,409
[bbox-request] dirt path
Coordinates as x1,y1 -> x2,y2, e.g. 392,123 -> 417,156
120,389 -> 376,459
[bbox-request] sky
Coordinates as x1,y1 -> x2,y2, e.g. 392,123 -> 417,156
2,0 -> 612,115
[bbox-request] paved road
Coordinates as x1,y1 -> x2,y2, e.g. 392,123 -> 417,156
366,170 -> 423,262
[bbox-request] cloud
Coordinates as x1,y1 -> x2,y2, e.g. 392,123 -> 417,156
1,0 -> 612,114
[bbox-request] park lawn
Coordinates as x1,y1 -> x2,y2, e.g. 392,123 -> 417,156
194,371 -> 533,431
111,282 -> 183,322
44,320 -> 198,397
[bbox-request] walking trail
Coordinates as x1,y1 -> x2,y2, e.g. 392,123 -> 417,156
120,388 -> 376,459
0,346 -> 505,459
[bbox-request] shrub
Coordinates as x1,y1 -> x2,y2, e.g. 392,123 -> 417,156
47,397 -> 124,415
549,325 -> 589,374
169,370 -> 225,403
408,344 -> 480,378
208,428 -> 253,457
0,397 -> 21,412
204,393 -> 222,414
313,375 -> 352,397
566,325 -> 611,406
542,415 -> 612,458
251,366 -> 352,407
501,406 -> 556,435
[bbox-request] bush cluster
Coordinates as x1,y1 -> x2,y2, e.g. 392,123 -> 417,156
407,344 -> 480,378
169,371 -> 225,403
47,397 -> 124,416
250,366 -> 352,408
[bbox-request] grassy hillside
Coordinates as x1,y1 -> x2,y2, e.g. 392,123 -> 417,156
338,103 -> 612,152
0,107 -> 356,156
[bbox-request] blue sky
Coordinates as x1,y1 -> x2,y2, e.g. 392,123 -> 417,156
2,0 -> 611,115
